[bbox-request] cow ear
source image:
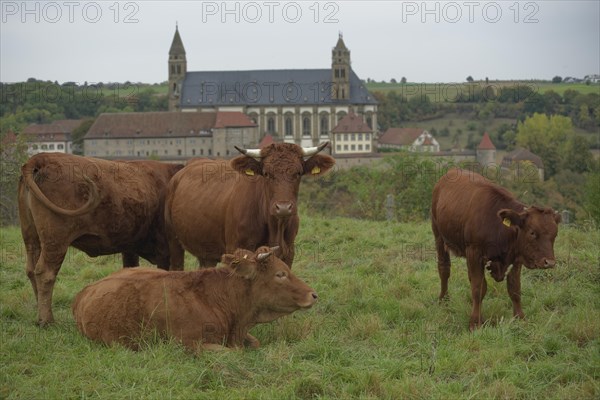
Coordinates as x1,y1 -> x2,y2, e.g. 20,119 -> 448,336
554,211 -> 562,225
498,209 -> 525,229
221,253 -> 235,265
231,156 -> 262,177
230,257 -> 257,280
303,154 -> 335,177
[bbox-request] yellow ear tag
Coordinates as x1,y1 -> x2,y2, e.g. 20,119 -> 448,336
311,166 -> 321,175
245,169 -> 255,176
503,218 -> 511,227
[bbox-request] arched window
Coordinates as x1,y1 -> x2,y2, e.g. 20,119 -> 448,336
267,117 -> 275,134
285,117 -> 293,136
176,65 -> 181,74
302,117 -> 311,136
366,116 -> 373,129
320,116 -> 329,135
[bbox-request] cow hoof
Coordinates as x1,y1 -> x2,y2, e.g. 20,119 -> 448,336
438,295 -> 450,304
37,319 -> 54,328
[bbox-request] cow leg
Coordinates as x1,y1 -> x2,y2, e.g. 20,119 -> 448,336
122,252 -> 139,268
34,243 -> 68,326
433,227 -> 451,301
466,248 -> 487,331
25,241 -> 41,302
506,264 -> 524,319
167,237 -> 185,271
244,333 -> 260,349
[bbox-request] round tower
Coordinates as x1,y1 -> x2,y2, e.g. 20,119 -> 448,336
476,132 -> 496,167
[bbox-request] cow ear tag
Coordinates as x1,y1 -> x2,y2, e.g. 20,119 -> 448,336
311,166 -> 321,175
503,218 -> 511,227
245,169 -> 255,176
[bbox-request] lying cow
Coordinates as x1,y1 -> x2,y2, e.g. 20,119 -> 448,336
165,142 -> 335,269
431,168 -> 561,330
18,152 -> 183,326
72,246 -> 317,351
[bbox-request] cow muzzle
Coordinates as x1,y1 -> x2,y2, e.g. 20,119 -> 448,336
540,258 -> 556,269
299,291 -> 318,309
531,257 -> 556,269
274,201 -> 295,217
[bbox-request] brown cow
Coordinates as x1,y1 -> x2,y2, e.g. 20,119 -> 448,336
18,152 -> 183,326
431,168 -> 561,330
72,246 -> 317,351
165,142 -> 335,269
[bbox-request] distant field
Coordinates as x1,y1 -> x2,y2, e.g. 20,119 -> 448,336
366,81 -> 600,97
1,214 -> 598,399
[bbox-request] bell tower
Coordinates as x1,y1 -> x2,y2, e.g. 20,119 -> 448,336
331,33 -> 351,101
168,24 -> 187,111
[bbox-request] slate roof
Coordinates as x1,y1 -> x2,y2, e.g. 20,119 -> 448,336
169,27 -> 186,55
331,112 -> 372,134
179,68 -> 376,107
502,148 -> 544,169
85,112 -> 255,139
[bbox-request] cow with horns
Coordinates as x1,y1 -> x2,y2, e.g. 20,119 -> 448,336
165,142 -> 335,269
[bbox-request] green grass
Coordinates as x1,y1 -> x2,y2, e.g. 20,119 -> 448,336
1,216 -> 599,399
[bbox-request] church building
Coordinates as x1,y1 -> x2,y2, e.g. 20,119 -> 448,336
168,26 -> 378,148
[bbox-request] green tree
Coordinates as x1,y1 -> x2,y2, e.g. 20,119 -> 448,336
552,76 -> 562,83
515,113 -> 573,178
70,118 -> 95,155
562,135 -> 592,173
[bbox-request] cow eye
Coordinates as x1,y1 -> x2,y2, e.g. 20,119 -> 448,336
275,271 -> 287,279
529,230 -> 537,238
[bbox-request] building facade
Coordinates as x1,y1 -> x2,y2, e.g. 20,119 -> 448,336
84,111 -> 257,160
331,112 -> 374,155
23,119 -> 83,155
378,128 -> 440,152
167,27 -> 378,148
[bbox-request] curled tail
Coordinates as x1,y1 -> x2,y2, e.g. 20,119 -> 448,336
21,161 -> 101,217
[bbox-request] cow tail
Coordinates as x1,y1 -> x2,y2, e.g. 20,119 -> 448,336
21,161 -> 101,217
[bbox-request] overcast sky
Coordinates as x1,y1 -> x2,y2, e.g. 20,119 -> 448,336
1,1 -> 598,84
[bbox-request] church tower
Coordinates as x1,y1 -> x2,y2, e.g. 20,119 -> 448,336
168,25 -> 187,111
331,33 -> 351,101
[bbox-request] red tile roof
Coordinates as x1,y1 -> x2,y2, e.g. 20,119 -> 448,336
259,134 -> 275,148
378,128 -> 425,146
214,111 -> 256,128
22,119 -> 83,142
86,111 -> 255,139
331,113 -> 371,134
477,132 -> 496,150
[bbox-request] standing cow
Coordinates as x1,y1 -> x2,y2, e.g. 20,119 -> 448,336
431,168 -> 561,330
72,246 -> 318,351
18,152 -> 183,326
165,142 -> 335,269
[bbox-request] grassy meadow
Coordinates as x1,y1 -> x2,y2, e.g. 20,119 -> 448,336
1,214 -> 599,399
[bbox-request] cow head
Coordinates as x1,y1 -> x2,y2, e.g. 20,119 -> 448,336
231,142 -> 335,218
498,206 -> 561,269
221,246 -> 318,323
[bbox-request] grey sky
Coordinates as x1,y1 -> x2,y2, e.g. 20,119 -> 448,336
1,0 -> 598,84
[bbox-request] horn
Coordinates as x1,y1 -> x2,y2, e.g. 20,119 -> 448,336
256,251 -> 273,262
269,246 -> 280,253
302,142 -> 329,157
234,146 -> 262,159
